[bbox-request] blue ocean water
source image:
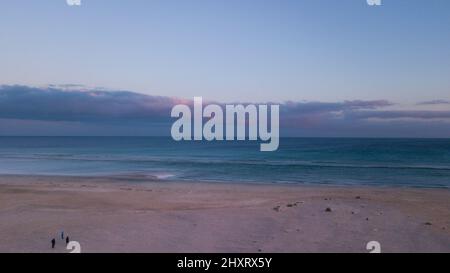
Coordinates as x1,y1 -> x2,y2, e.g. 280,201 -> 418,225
0,137 -> 449,188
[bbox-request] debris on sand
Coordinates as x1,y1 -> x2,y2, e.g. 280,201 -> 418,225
325,207 -> 332,212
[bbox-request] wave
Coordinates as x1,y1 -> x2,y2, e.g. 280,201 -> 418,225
1,153 -> 450,172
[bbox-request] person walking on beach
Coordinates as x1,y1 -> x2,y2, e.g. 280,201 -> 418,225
51,238 -> 56,249
61,230 -> 64,240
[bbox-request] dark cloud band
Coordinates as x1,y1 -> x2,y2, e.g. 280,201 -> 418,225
0,85 -> 449,137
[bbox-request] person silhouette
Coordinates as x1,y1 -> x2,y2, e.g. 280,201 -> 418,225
51,238 -> 56,249
66,236 -> 70,245
61,231 -> 64,240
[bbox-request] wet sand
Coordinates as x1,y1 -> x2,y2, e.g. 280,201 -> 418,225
0,175 -> 449,253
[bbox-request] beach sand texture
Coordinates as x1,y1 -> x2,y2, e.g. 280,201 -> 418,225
0,175 -> 449,253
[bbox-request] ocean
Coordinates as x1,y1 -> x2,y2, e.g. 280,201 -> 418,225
0,137 -> 449,188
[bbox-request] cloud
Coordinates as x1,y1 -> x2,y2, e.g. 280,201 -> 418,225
0,85 -> 395,123
281,100 -> 393,116
349,110 -> 450,120
279,100 -> 394,127
0,84 -> 449,137
0,85 -> 177,122
417,100 -> 450,105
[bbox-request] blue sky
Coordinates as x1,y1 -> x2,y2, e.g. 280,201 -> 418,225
0,0 -> 449,136
2,0 -> 450,102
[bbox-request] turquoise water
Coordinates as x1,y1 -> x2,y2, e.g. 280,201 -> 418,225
0,137 -> 449,188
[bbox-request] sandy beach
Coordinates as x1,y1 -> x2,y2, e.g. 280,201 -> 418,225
0,175 -> 449,253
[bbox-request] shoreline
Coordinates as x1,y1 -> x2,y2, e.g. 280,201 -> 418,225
1,173 -> 449,190
0,174 -> 449,253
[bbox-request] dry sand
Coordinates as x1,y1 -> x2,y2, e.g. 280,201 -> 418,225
0,175 -> 449,253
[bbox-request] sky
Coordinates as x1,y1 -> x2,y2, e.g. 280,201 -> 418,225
0,0 -> 449,137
